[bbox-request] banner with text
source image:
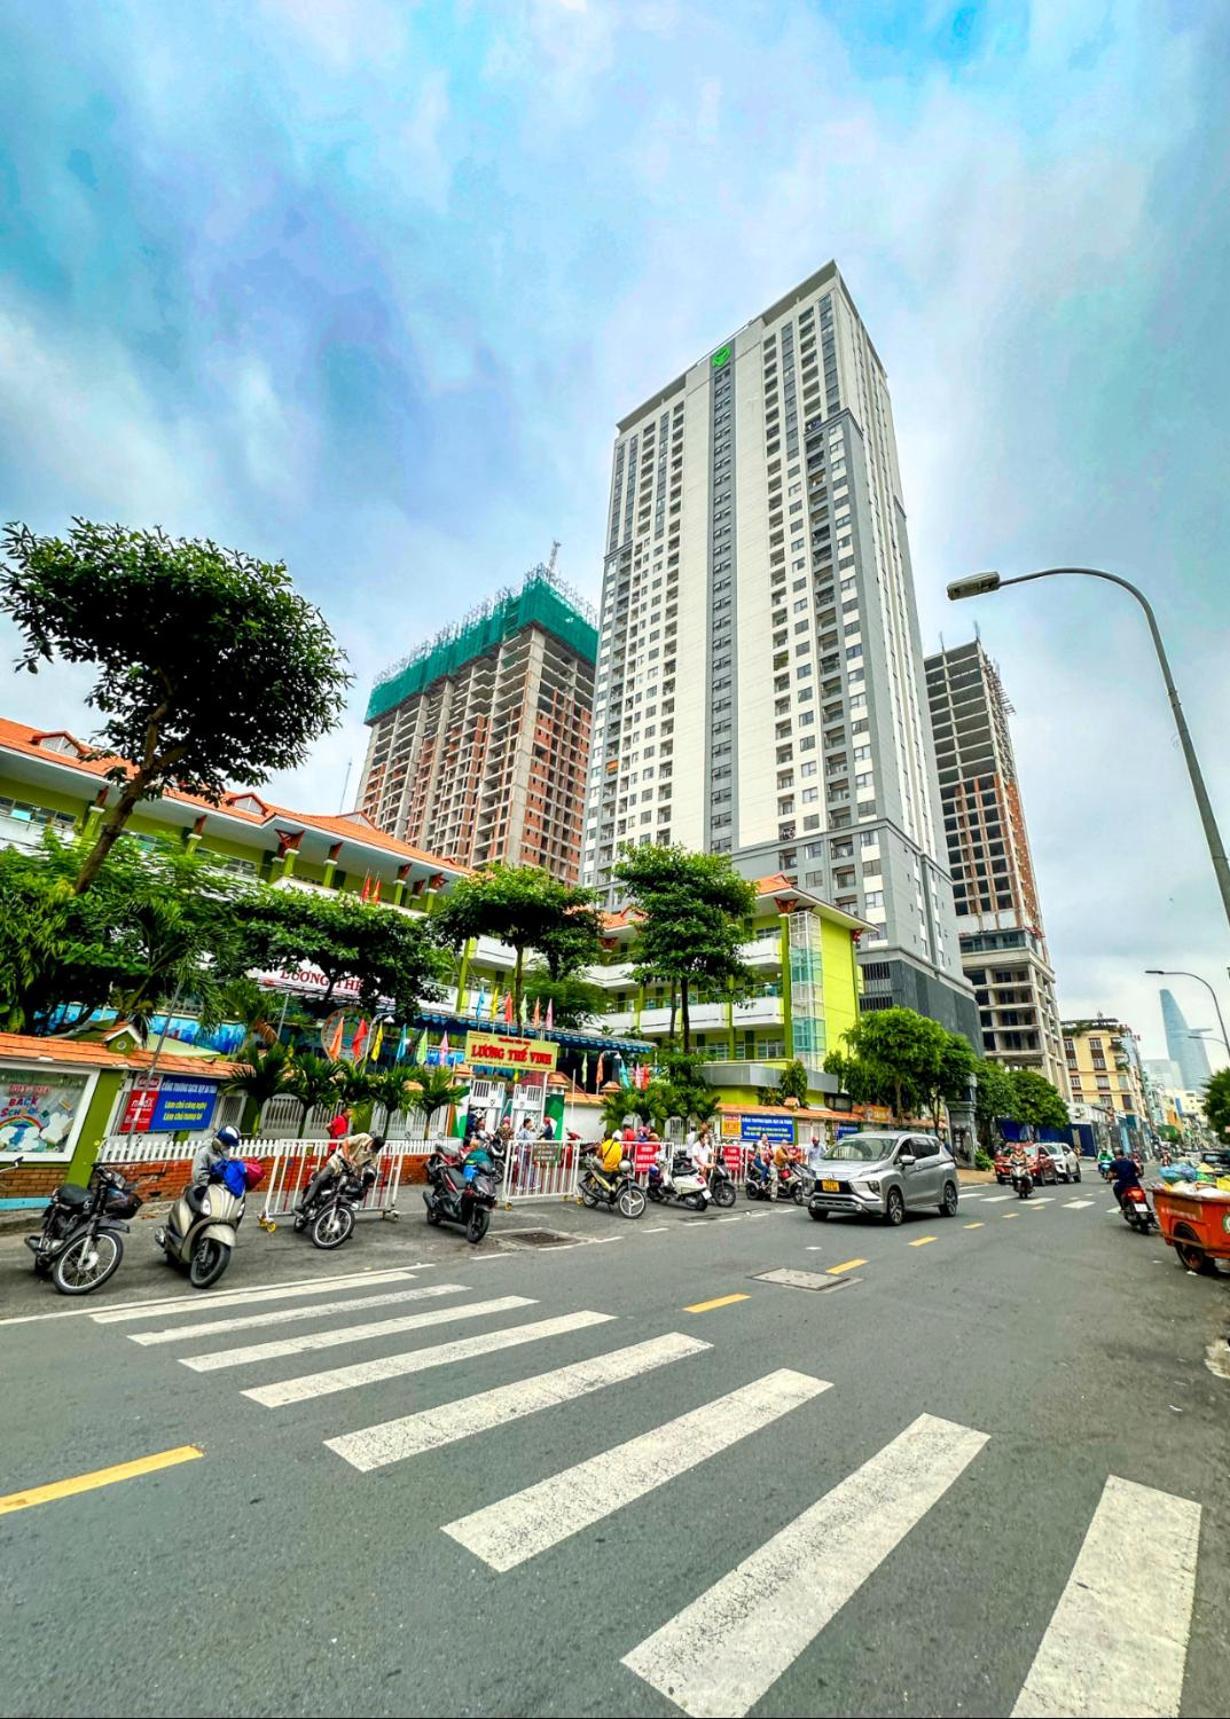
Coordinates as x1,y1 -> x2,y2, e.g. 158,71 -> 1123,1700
463,1032 -> 559,1073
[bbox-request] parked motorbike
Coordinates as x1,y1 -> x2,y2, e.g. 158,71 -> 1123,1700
745,1160 -> 806,1204
423,1151 -> 498,1243
156,1163 -> 256,1288
578,1152 -> 647,1219
296,1162 -> 377,1250
1117,1183 -> 1156,1235
647,1152 -> 715,1212
706,1155 -> 738,1209
26,1164 -> 144,1296
1011,1163 -> 1034,1200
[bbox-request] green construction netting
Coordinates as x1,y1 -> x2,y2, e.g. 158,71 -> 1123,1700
366,578 -> 598,723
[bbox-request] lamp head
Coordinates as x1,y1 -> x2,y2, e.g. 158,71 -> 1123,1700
947,572 -> 1001,600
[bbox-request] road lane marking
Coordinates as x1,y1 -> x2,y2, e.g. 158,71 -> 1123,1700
826,1258 -> 866,1275
1064,1200 -> 1094,1210
0,1445 -> 202,1514
326,1332 -> 709,1471
93,1268 -> 425,1323
181,1295 -> 535,1372
908,1235 -> 938,1247
1030,1197 -> 1054,1204
715,1216 -> 741,1223
444,1369 -> 829,1571
983,1195 -> 1013,1203
245,1311 -> 615,1408
623,1412 -> 988,1717
1003,1212 -> 1020,1219
0,1266 -> 427,1329
129,1283 -> 467,1345
685,1293 -> 750,1313
1011,1475 -> 1200,1718
964,1222 -> 985,1230
644,1225 -> 670,1233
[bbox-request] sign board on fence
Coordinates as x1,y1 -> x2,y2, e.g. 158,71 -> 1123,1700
464,1032 -> 558,1073
738,1114 -> 796,1144
120,1076 -> 218,1134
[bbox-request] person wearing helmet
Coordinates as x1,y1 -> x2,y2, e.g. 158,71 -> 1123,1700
299,1132 -> 386,1214
192,1124 -> 241,1189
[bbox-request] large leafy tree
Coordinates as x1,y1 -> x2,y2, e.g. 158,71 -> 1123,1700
522,967 -> 608,1029
434,863 -> 599,1019
1205,1068 -> 1230,1141
971,1058 -> 1019,1149
825,1007 -> 952,1123
233,887 -> 448,1017
614,845 -> 755,1052
1010,1068 -> 1070,1130
1,521 -> 350,892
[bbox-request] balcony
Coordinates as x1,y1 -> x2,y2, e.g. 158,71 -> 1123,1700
733,996 -> 786,1028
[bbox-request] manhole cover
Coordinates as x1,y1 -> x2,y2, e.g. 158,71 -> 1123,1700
498,1228 -> 579,1249
754,1267 -> 857,1292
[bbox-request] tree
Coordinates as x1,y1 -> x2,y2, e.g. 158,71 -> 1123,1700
232,887 -> 448,1017
522,967 -> 607,1029
406,1065 -> 469,1137
286,1051 -> 342,1134
650,1046 -> 720,1129
1203,1068 -> 1230,1139
824,1007 -> 954,1123
928,1033 -> 977,1135
971,1058 -> 1019,1150
614,845 -> 755,1052
225,1042 -> 293,1134
1010,1068 -> 1069,1130
366,1068 -> 416,1133
435,864 -> 599,1019
777,1059 -> 810,1105
1,521 -> 350,892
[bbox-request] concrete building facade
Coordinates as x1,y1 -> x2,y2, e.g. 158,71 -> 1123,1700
581,262 -> 978,1043
1062,1016 -> 1153,1150
361,566 -> 597,882
924,639 -> 1067,1094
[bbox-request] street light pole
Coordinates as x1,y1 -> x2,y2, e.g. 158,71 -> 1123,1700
1146,967 -> 1230,1057
949,568 -> 1230,931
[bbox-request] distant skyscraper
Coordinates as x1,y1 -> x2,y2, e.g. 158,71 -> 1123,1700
360,565 -> 596,882
1159,988 -> 1212,1092
582,262 -> 978,1041
924,639 -> 1067,1095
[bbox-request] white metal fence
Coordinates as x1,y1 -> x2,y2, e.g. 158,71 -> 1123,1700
500,1140 -> 581,1206
258,1139 -> 407,1226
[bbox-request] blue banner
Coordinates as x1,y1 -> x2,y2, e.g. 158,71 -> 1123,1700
150,1079 -> 218,1133
738,1115 -> 796,1144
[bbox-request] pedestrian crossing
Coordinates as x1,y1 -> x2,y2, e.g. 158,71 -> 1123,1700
89,1273 -> 1203,1716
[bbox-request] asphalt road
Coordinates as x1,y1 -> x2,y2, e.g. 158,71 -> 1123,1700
1,1181 -> 1227,1719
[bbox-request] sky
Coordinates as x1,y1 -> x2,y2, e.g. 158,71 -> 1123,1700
1,0 -> 1228,1062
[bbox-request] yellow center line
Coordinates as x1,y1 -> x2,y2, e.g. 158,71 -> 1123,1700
964,1221 -> 985,1229
826,1258 -> 866,1276
0,1445 -> 203,1515
908,1235 -> 938,1247
685,1293 -> 751,1314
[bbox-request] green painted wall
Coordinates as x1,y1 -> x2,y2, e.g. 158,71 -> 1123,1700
65,1069 -> 127,1186
820,915 -> 860,1051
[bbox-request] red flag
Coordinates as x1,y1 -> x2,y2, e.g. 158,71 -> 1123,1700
532,997 -> 541,1028
595,1053 -> 605,1087
503,992 -> 514,1024
360,874 -> 371,904
350,1017 -> 370,1062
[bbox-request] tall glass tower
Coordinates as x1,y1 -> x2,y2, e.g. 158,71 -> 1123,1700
1159,988 -> 1212,1091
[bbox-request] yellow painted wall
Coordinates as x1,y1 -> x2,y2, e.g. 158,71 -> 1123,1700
819,914 -> 860,1052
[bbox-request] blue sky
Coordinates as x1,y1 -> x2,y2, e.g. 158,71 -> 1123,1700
2,0 -> 1228,1057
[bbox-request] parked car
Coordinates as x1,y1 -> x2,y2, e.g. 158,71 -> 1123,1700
808,1131 -> 959,1226
1039,1142 -> 1081,1183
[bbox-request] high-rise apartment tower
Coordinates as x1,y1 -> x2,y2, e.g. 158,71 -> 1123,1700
581,262 -> 978,1041
924,638 -> 1067,1093
361,565 -> 597,881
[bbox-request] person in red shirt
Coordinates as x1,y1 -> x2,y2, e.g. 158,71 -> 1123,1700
328,1110 -> 350,1142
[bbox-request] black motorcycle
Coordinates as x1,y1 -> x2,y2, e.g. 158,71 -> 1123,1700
745,1159 -> 808,1204
295,1162 -> 377,1250
578,1151 -> 647,1219
707,1154 -> 738,1209
423,1151 -> 499,1243
26,1164 -> 144,1295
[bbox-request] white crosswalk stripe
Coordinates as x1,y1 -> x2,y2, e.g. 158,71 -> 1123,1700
326,1331 -> 710,1471
1012,1476 -> 1201,1718
622,1412 -> 989,1719
244,1309 -> 616,1408
983,1194 -> 1014,1203
443,1368 -> 830,1571
89,1267 -> 423,1323
1064,1199 -> 1094,1210
179,1294 -> 534,1373
128,1283 -> 468,1346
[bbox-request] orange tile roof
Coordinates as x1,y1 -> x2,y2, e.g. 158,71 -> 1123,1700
0,716 -> 463,873
0,1030 -> 238,1078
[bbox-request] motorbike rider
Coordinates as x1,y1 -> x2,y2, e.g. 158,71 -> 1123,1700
1109,1148 -> 1143,1205
192,1124 -> 241,1190
591,1132 -> 625,1191
299,1132 -> 385,1213
748,1136 -> 777,1194
1097,1145 -> 1113,1178
1010,1141 -> 1032,1185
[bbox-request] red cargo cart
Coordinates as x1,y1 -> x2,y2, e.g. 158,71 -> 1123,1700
1151,1184 -> 1230,1276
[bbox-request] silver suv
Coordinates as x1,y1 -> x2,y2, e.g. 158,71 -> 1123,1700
807,1131 -> 959,1226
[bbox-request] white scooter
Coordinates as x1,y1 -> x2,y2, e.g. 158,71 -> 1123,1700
647,1150 -> 714,1212
156,1177 -> 247,1288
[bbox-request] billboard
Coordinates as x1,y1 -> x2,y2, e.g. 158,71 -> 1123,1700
463,1033 -> 558,1073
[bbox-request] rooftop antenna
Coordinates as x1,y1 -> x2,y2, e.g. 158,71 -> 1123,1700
338,758 -> 353,814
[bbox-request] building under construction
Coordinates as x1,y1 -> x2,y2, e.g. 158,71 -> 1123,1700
359,561 -> 597,882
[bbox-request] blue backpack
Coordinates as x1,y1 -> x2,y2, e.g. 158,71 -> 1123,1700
217,1158 -> 249,1198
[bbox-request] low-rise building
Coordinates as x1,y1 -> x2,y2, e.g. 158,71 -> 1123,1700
1062,1016 -> 1153,1151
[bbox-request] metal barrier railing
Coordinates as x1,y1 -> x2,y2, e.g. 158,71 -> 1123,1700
500,1140 -> 581,1205
257,1139 -> 409,1229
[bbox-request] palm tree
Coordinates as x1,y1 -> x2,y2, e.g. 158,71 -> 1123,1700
224,1042 -> 293,1135
334,1062 -> 376,1115
601,1088 -> 634,1137
287,1051 -> 342,1137
406,1064 -> 470,1140
367,1068 -> 416,1134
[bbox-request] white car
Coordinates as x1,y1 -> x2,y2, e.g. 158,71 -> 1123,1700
1039,1142 -> 1081,1183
